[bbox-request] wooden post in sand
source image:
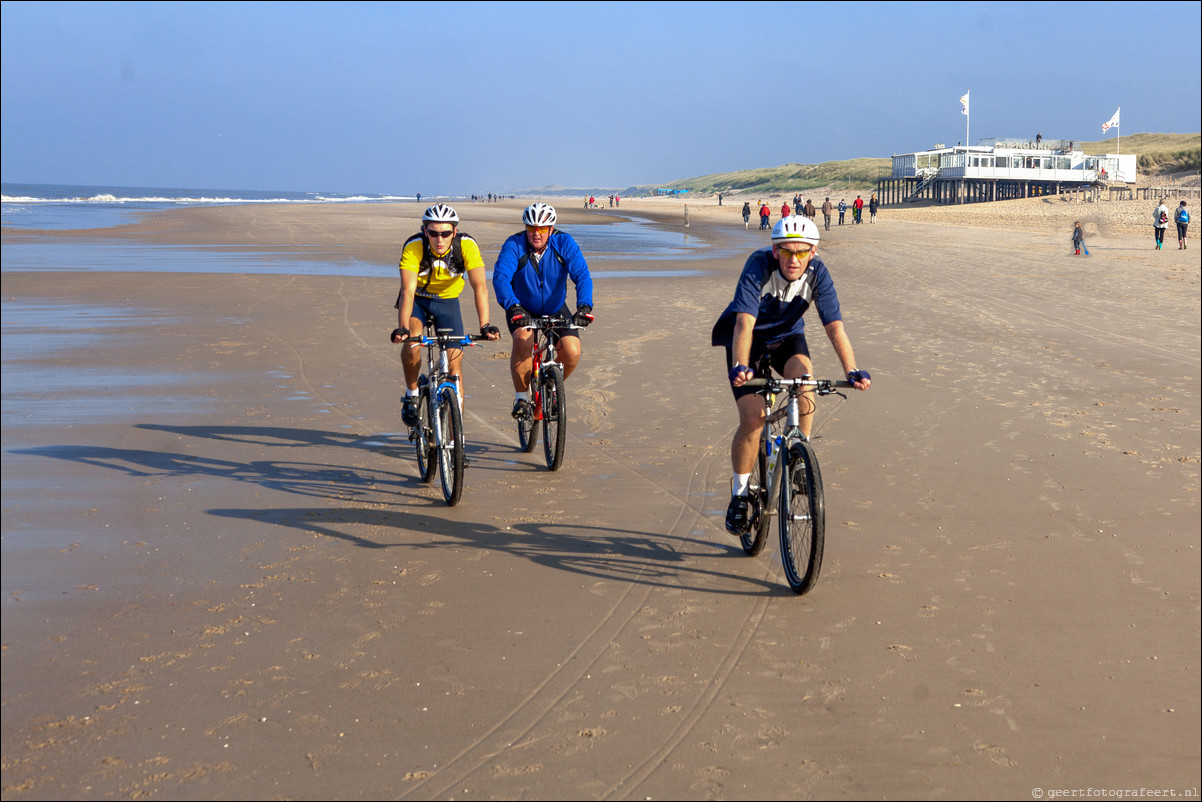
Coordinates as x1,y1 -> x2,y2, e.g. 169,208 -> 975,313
684,204 -> 689,227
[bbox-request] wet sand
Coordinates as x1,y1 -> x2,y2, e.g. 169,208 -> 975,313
2,200 -> 1199,799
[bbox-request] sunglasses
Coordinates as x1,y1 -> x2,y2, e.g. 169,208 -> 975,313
525,225 -> 552,235
778,246 -> 813,260
426,228 -> 455,239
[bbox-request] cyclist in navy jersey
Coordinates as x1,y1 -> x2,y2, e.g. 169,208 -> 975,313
712,215 -> 871,536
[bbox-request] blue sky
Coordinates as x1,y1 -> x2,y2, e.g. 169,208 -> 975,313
3,0 -> 1199,195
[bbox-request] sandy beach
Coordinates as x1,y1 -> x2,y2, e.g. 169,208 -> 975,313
2,196 -> 1199,800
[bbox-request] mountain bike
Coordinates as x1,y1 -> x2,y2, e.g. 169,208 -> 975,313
740,374 -> 853,595
399,323 -> 486,506
515,315 -> 580,471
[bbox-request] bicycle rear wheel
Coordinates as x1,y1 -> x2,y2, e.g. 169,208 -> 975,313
437,387 -> 465,506
778,439 -> 825,594
415,386 -> 436,483
541,365 -> 566,470
740,431 -> 771,556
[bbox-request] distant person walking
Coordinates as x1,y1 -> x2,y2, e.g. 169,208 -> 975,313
759,202 -> 771,230
781,201 -> 791,219
821,197 -> 833,230
1072,221 -> 1087,255
1175,201 -> 1190,249
804,199 -> 816,220
1154,200 -> 1171,250
742,201 -> 752,229
838,198 -> 847,225
853,195 -> 864,224
869,194 -> 879,223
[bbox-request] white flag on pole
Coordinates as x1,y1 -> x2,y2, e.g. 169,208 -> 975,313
960,91 -> 970,116
1102,107 -> 1120,132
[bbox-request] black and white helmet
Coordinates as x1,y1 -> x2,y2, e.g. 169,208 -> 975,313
421,203 -> 459,224
522,202 -> 557,227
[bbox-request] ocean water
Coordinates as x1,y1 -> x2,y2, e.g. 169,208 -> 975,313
1,183 -> 725,274
1,182 -> 411,231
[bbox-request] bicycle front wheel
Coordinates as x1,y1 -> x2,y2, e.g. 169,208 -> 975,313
740,432 -> 771,556
778,439 -> 825,594
541,365 -> 566,471
518,395 -> 537,453
437,387 -> 465,506
415,386 -> 436,483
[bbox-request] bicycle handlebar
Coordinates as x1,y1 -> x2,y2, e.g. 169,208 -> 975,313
390,328 -> 489,347
520,316 -> 580,331
743,377 -> 853,393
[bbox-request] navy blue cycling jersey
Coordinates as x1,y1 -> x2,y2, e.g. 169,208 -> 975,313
711,247 -> 842,348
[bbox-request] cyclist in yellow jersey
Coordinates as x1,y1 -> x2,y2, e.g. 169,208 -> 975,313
392,204 -> 500,427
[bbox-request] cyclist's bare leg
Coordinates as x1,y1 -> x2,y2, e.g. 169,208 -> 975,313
555,334 -> 581,380
782,352 -> 816,439
509,329 -> 535,392
731,394 -> 766,475
401,317 -> 424,391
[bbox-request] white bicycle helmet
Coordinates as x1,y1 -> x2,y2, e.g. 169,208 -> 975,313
522,202 -> 557,227
421,203 -> 459,224
771,214 -> 820,246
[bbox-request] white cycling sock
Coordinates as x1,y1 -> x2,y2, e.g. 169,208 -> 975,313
515,390 -> 530,402
732,473 -> 751,497
405,389 -> 419,398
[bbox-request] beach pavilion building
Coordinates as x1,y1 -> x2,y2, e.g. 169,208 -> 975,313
877,138 -> 1137,205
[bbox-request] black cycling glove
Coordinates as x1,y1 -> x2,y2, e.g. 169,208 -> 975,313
572,304 -> 594,328
507,304 -> 531,328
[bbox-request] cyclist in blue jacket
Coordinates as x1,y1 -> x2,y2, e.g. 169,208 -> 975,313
712,215 -> 871,536
493,202 -> 595,419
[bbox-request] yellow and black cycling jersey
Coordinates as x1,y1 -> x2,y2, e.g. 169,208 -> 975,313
399,231 -> 485,299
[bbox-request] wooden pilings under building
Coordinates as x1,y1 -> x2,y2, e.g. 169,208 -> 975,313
876,176 -> 1201,206
876,176 -> 1088,205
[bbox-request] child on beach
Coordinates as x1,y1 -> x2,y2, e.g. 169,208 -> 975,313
1175,201 -> 1189,249
1072,221 -> 1086,255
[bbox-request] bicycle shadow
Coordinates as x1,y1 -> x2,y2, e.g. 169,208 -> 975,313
136,422 -> 542,470
12,424 -> 789,595
208,505 -> 786,597
11,433 -> 418,503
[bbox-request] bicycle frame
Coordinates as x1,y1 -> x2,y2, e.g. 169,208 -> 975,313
515,316 -> 579,470
747,379 -> 825,498
523,317 -> 568,422
739,375 -> 851,592
406,324 -> 483,505
417,328 -> 474,437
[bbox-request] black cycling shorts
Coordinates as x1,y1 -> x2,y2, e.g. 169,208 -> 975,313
725,334 -> 811,400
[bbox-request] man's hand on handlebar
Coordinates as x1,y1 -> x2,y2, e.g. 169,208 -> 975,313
507,304 -> 531,329
390,328 -> 410,344
729,363 -> 753,387
572,304 -> 594,328
846,369 -> 871,390
480,323 -> 501,341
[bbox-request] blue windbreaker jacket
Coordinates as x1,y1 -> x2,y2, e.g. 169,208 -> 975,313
492,230 -> 594,316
